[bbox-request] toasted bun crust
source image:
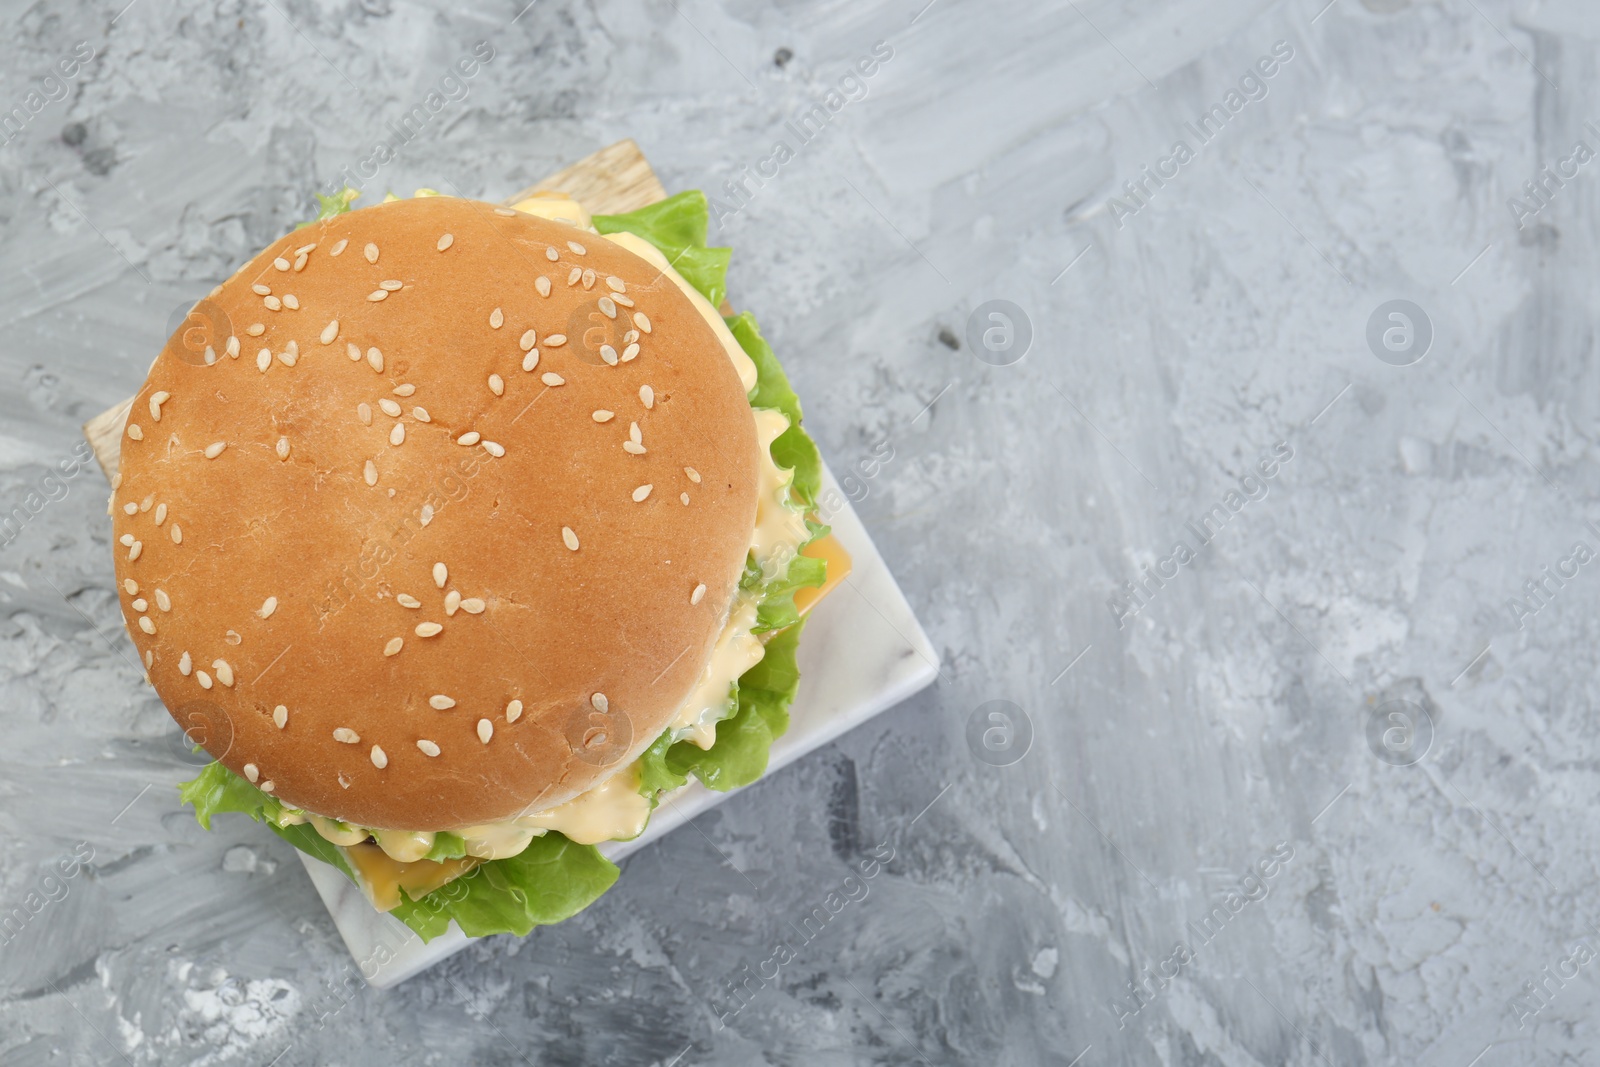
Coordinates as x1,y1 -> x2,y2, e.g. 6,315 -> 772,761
112,197 -> 760,829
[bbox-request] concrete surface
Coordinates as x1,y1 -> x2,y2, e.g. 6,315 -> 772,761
1,0 -> 1598,1063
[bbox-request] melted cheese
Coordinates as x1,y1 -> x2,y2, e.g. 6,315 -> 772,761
342,841 -> 479,912
670,594 -> 764,749
794,534 -> 851,616
509,193 -> 592,229
515,763 -> 651,844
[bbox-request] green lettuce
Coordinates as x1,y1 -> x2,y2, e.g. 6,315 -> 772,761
636,620 -> 808,795
177,761 -> 616,943
593,191 -> 732,310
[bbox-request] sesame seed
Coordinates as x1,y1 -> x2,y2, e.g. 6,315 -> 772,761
283,294 -> 300,310
437,233 -> 454,251
364,243 -> 379,263
394,384 -> 415,396
633,484 -> 653,502
564,241 -> 586,256
247,324 -> 265,337
396,593 -> 423,610
368,290 -> 388,302
541,373 -> 565,387
546,246 -> 559,261
519,329 -> 537,352
149,391 -> 170,421
155,588 -> 171,612
488,374 -> 504,396
213,660 -> 234,687
258,597 -> 277,618
634,312 -> 652,334
690,582 -> 707,605
506,700 -> 523,723
139,494 -> 153,513
256,349 -> 271,372
490,308 -> 504,329
681,492 -> 690,505
482,440 -> 506,458
123,502 -> 138,515
331,239 -> 348,256
622,343 -> 640,362
582,269 -> 595,289
244,763 -> 259,783
461,597 -> 485,614
561,526 -> 579,551
204,344 -> 217,363
273,706 -> 288,728
623,441 -> 646,455
433,562 -> 447,588
419,504 -> 433,527
429,694 -> 456,710
624,330 -> 639,344
567,267 -> 582,286
155,503 -> 167,524
614,293 -> 634,308
598,297 -> 616,319
535,276 -> 552,297
592,410 -> 614,422
477,719 -> 494,743
521,351 -> 540,372
127,423 -> 144,441
412,406 -> 430,422
358,403 -> 372,425
171,525 -> 182,543
122,578 -> 138,595
321,320 -> 339,344
591,693 -> 608,712
444,591 -> 461,616
415,622 -> 443,637
363,460 -> 378,486
179,652 -> 192,675
380,279 -> 402,291
685,467 -> 701,483
605,276 -> 624,293
274,257 -> 290,271
277,349 -> 297,367
196,670 -> 212,689
276,437 -> 290,460
120,532 -> 135,545
378,398 -> 401,417
204,441 -> 227,459
545,334 -> 567,347
417,739 -> 440,756
494,207 -> 516,216
260,781 -> 274,793
138,615 -> 155,634
264,296 -> 282,311
367,348 -> 384,372
224,630 -> 241,645
251,284 -> 272,296
347,342 -> 361,361
370,745 -> 388,769
293,254 -> 308,272
629,421 -> 642,445
600,345 -> 618,366
334,727 -> 360,744
143,650 -> 152,668
389,424 -> 405,446
383,637 -> 403,656
295,243 -> 316,256
640,385 -> 654,408
457,432 -> 481,446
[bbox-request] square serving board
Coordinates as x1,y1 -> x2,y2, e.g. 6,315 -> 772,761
84,141 -> 938,987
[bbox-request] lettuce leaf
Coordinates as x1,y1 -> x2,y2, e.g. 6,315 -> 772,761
390,833 -> 619,940
177,762 -> 616,942
593,191 -> 732,309
637,619 -> 808,795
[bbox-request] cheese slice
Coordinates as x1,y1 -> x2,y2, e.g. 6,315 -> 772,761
342,841 -> 480,912
794,534 -> 851,616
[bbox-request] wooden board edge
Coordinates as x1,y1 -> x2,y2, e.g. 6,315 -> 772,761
82,140 -> 669,483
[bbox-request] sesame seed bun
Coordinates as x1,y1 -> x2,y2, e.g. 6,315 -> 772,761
112,196 -> 760,830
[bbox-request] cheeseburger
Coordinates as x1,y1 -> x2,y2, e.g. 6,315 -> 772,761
112,184 -> 841,939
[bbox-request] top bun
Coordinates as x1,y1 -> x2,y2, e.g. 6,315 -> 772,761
112,196 -> 760,830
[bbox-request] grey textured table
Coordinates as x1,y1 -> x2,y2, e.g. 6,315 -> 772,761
0,0 -> 1595,1064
